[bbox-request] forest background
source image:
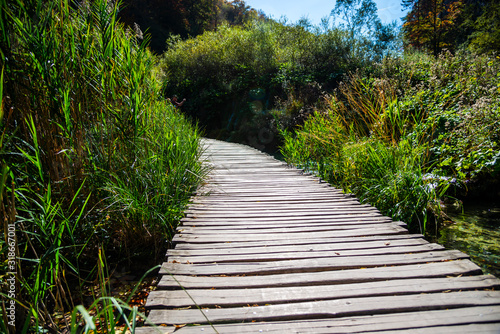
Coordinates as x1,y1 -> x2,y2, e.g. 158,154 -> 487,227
1,0 -> 499,332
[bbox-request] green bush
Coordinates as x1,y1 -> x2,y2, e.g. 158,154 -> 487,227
160,20 -> 371,147
281,51 -> 500,232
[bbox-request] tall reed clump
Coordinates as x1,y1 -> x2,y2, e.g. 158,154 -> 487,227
281,73 -> 447,233
0,0 -> 204,332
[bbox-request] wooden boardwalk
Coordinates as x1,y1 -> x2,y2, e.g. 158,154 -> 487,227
139,138 -> 500,333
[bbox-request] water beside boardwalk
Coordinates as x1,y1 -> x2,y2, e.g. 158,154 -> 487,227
441,200 -> 500,277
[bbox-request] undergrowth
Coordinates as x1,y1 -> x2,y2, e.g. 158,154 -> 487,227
281,51 -> 500,233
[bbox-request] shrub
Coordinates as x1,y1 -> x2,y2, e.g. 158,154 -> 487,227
160,20 -> 371,148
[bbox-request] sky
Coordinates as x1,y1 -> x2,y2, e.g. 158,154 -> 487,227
244,0 -> 407,26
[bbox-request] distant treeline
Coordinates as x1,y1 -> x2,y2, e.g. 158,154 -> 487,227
118,0 -> 500,55
118,0 -> 264,53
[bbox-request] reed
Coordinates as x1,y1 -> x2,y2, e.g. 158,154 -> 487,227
1,0 -> 205,331
280,73 -> 446,233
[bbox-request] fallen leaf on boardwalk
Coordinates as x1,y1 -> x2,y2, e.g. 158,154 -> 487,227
385,242 -> 391,246
174,324 -> 187,328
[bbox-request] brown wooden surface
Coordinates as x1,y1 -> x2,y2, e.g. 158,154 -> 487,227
140,138 -> 500,333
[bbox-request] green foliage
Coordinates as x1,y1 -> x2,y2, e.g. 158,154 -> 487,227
467,1 -> 500,54
67,255 -> 159,333
160,20 -> 374,148
402,0 -> 500,55
281,97 -> 442,233
0,0 -> 205,331
281,50 -> 500,232
331,0 -> 401,59
378,51 -> 500,182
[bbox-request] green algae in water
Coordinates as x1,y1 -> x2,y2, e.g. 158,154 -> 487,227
440,202 -> 500,278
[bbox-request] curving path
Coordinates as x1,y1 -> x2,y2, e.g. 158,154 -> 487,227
138,138 -> 500,333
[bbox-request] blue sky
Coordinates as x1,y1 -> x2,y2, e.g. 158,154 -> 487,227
244,0 -> 407,26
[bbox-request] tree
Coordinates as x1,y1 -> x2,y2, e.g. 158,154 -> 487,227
331,0 -> 379,40
331,0 -> 400,58
402,0 -> 463,56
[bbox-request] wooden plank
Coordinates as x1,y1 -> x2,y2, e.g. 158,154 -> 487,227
185,203 -> 372,212
173,225 -> 408,244
177,223 -> 403,236
146,290 -> 500,325
166,244 -> 445,264
358,324 -> 500,334
195,189 -> 345,195
179,218 -> 396,228
173,234 -> 423,250
146,275 -> 500,308
191,196 -> 355,203
176,224 -> 406,235
159,250 -> 469,276
186,201 -> 363,209
185,208 -> 381,218
180,215 -> 391,226
167,238 -> 430,256
180,216 -> 393,226
155,306 -> 500,333
158,260 -> 481,289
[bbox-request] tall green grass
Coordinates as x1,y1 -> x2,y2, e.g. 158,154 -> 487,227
0,0 -> 205,331
281,73 -> 446,233
281,51 -> 500,233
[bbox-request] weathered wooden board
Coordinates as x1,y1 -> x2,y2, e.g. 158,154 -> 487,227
180,215 -> 393,226
186,202 -> 364,210
147,275 -> 500,308
165,244 -> 445,264
173,225 -> 409,244
191,196 -> 357,203
185,204 -> 376,213
173,234 -> 423,250
160,250 -> 469,276
157,259 -> 483,289
179,217 -> 395,228
147,290 -> 500,325
141,306 -> 500,334
185,209 -> 382,219
167,237 -> 429,256
176,223 -> 405,236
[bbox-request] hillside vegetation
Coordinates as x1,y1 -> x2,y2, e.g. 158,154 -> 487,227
281,51 -> 500,232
